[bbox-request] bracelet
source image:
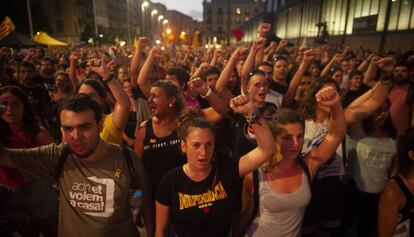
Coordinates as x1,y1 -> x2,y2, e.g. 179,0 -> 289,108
200,87 -> 213,99
103,74 -> 115,84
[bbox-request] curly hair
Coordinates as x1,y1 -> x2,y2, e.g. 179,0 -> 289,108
298,78 -> 339,120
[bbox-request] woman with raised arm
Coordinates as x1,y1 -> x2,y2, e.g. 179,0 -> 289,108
238,86 -> 346,237
77,60 -> 131,144
0,86 -> 57,237
378,128 -> 414,237
154,94 -> 275,237
134,80 -> 186,194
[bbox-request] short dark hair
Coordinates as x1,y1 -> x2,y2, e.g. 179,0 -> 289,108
42,57 -> 55,65
19,61 -> 35,72
395,61 -> 412,70
58,94 -> 102,123
349,69 -> 363,79
165,67 -> 190,87
77,79 -> 106,98
200,66 -> 220,81
398,128 -> 414,176
257,62 -> 273,69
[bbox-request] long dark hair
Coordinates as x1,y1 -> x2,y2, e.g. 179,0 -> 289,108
397,128 -> 414,176
361,100 -> 397,138
0,86 -> 41,142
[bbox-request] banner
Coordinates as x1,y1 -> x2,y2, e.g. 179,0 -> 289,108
0,16 -> 16,39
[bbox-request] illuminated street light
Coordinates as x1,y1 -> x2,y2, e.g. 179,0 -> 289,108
166,28 -> 172,34
180,31 -> 186,36
151,9 -> 158,16
141,1 -> 149,36
163,19 -> 168,25
141,1 -> 149,8
99,34 -> 104,38
158,15 -> 164,22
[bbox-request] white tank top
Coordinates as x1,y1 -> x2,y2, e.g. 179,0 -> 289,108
245,168 -> 311,237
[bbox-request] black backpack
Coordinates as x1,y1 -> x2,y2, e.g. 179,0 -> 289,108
53,145 -> 137,185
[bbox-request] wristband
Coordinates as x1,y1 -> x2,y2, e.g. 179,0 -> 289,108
200,87 -> 213,99
103,74 -> 115,84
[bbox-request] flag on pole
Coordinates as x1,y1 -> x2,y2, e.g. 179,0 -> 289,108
0,16 -> 16,39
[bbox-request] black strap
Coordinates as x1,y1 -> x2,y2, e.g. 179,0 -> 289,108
342,136 -> 347,168
243,169 -> 259,234
122,146 -> 137,186
394,176 -> 414,223
54,145 -> 70,182
252,169 -> 259,219
54,146 -> 137,187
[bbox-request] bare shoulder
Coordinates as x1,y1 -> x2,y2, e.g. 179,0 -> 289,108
381,178 -> 405,208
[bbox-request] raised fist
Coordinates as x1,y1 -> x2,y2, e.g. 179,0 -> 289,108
230,95 -> 255,115
377,57 -> 396,73
253,37 -> 266,50
187,77 -> 208,95
70,51 -> 80,62
315,86 -> 341,111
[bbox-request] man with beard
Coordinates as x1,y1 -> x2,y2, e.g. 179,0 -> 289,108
39,57 -> 57,93
388,61 -> 413,136
0,94 -> 154,237
17,61 -> 52,129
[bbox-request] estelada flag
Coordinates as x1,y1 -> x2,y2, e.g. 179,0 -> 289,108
0,16 -> 16,39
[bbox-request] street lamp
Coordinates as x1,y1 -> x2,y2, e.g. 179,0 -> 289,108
141,1 -> 149,36
158,15 -> 164,22
150,10 -> 158,39
163,19 -> 168,25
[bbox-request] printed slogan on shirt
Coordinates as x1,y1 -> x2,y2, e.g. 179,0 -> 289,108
179,182 -> 228,210
69,176 -> 115,217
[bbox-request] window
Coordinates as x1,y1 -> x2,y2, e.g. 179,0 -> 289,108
398,0 -> 411,30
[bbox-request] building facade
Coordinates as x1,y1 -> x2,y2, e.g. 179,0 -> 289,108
241,0 -> 414,53
203,0 -> 264,45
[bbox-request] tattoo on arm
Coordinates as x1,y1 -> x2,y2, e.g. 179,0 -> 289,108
353,112 -> 369,121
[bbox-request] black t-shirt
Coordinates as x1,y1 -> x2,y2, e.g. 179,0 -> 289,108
156,157 -> 239,237
231,102 -> 278,159
342,84 -> 370,107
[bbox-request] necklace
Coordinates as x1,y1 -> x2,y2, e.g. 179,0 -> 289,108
183,164 -> 217,188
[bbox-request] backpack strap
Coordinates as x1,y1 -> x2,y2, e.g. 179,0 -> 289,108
122,146 -> 137,187
54,145 -> 70,182
297,157 -> 312,184
394,176 -> 414,223
243,169 -> 259,234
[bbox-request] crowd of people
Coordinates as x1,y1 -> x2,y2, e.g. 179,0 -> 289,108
0,22 -> 413,237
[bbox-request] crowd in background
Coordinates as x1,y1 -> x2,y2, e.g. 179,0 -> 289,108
0,22 -> 414,237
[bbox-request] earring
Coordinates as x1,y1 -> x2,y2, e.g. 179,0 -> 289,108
169,104 -> 173,107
